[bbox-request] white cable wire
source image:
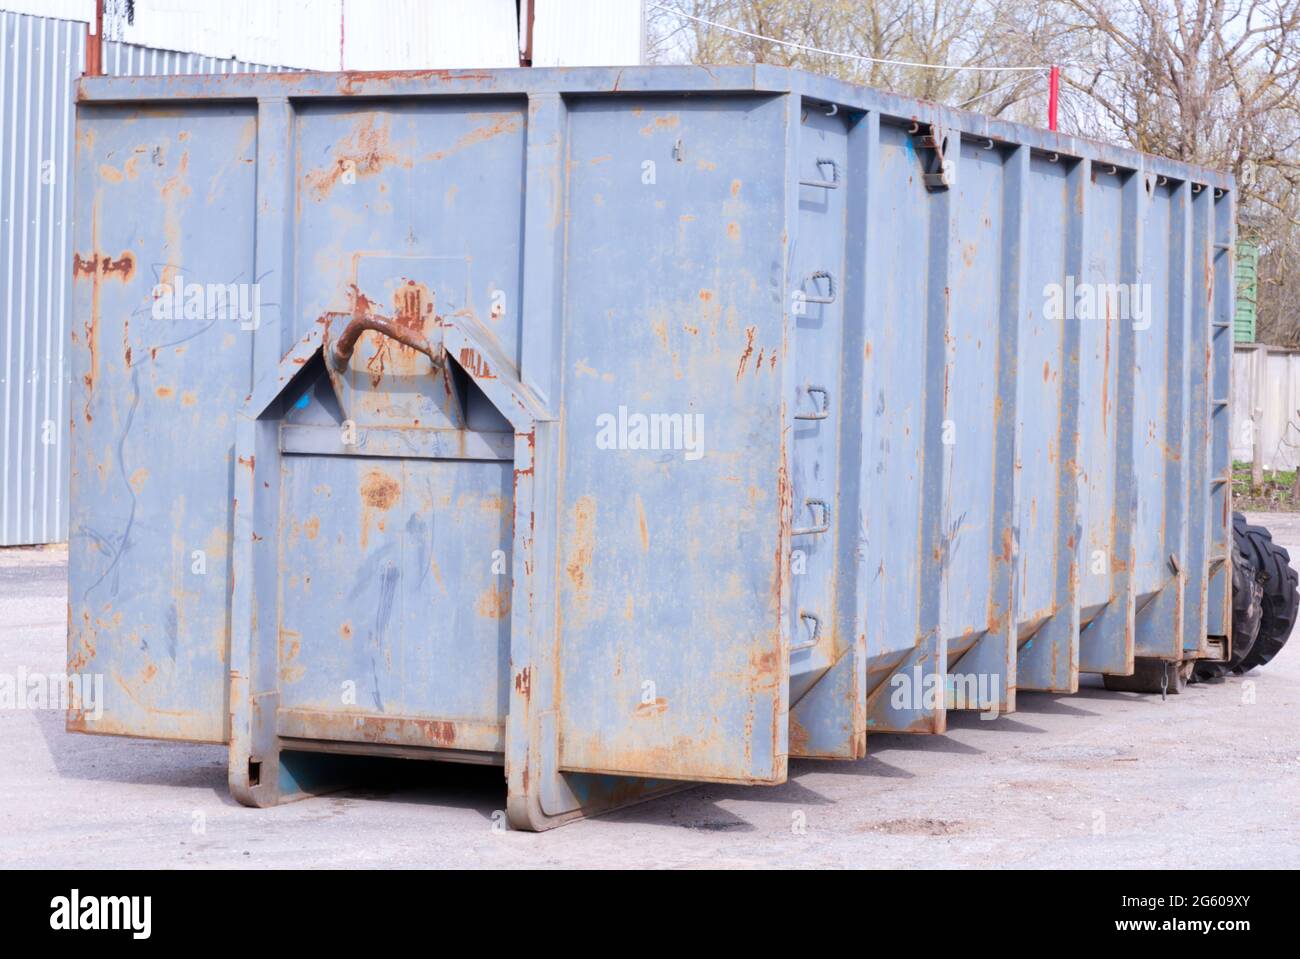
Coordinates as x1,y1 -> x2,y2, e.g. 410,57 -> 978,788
648,1 -> 1052,72
960,74 -> 1039,107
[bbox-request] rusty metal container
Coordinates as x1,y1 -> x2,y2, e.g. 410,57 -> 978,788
67,66 -> 1235,829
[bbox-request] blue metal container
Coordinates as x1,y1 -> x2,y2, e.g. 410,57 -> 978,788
67,66 -> 1235,829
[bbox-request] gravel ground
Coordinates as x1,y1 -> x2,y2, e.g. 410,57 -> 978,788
2,514 -> 1298,869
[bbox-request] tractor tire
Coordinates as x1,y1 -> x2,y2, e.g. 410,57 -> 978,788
1232,512 -> 1299,674
1193,525 -> 1262,682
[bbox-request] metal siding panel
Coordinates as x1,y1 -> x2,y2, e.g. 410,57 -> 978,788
104,0 -> 519,71
0,10 -> 294,546
341,0 -> 519,71
532,0 -> 643,67
2,12 -> 82,546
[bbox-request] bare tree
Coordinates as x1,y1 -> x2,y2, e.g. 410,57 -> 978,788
1057,0 -> 1300,346
647,0 -> 1057,120
647,0 -> 1300,346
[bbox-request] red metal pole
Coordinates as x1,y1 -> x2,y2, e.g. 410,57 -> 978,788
85,0 -> 104,77
1048,65 -> 1060,131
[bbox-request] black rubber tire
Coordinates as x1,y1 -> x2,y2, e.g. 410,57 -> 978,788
1232,512 -> 1299,674
1194,527 -> 1261,682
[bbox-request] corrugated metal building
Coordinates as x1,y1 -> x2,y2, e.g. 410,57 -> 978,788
0,1 -> 644,70
0,0 -> 644,545
0,9 -> 296,546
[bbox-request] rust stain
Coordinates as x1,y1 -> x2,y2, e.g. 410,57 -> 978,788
421,721 -> 457,746
788,714 -> 810,753
73,251 -> 135,282
565,495 -> 596,596
155,386 -> 174,400
477,583 -> 511,619
635,697 -> 669,718
160,150 -> 191,289
514,666 -> 531,699
727,221 -> 740,241
334,69 -> 494,96
428,113 -> 522,161
279,629 -> 304,683
736,325 -> 757,380
304,113 -> 405,201
635,495 -> 649,552
393,279 -> 435,331
459,347 -> 495,379
303,516 -> 320,540
1101,312 -> 1112,433
639,114 -> 680,136
360,469 -> 400,510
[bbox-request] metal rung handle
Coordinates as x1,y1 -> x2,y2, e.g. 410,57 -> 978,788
803,270 -> 837,304
799,157 -> 840,189
794,385 -> 830,420
792,498 -> 830,536
790,611 -> 822,652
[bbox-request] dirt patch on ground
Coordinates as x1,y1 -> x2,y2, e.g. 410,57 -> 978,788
858,818 -> 970,836
1234,461 -> 1300,511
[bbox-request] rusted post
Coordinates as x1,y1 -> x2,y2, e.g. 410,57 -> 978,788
520,0 -> 535,66
84,0 -> 105,77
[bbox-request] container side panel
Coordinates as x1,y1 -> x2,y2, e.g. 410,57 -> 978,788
861,121 -> 930,679
1016,159 -> 1069,624
556,94 -> 790,783
943,141 -> 1003,641
787,104 -> 848,709
1133,187 -> 1173,597
1077,173 -> 1125,613
1206,192 -> 1234,634
67,105 -> 258,741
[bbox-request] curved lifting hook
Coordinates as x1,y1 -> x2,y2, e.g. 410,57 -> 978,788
907,121 -> 920,135
825,103 -> 838,116
331,314 -> 442,372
